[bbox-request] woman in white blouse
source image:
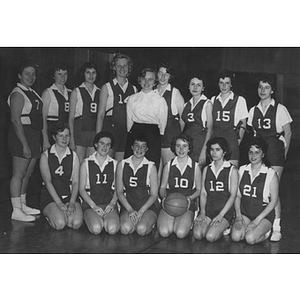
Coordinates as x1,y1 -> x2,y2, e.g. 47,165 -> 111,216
124,68 -> 168,170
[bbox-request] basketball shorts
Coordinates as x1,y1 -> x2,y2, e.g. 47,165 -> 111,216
8,124 -> 42,159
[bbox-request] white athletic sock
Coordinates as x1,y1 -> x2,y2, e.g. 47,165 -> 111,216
11,197 -> 22,209
273,218 -> 281,231
20,193 -> 27,204
20,193 -> 40,215
11,197 -> 35,222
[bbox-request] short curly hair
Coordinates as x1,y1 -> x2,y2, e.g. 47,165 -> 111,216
51,122 -> 70,138
110,53 -> 133,77
138,68 -> 157,85
206,137 -> 231,161
246,137 -> 270,165
93,131 -> 115,151
170,133 -> 194,155
257,74 -> 276,92
18,60 -> 38,75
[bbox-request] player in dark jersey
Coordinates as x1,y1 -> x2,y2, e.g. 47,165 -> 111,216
96,53 -> 137,161
40,123 -> 83,230
231,137 -> 279,244
42,62 -> 71,150
157,134 -> 201,239
79,131 -> 119,235
69,62 -> 100,163
193,137 -> 239,242
248,75 -> 292,242
154,63 -> 185,167
116,135 -> 159,236
7,60 -> 42,222
211,70 -> 248,167
181,74 -> 213,167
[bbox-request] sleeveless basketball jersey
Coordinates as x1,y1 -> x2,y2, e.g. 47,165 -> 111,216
205,162 -> 232,205
163,86 -> 180,121
239,164 -> 275,218
47,87 -> 71,123
240,169 -> 268,206
182,99 -> 207,161
167,158 -> 196,197
86,159 -> 115,205
212,93 -> 239,139
47,146 -> 74,197
182,99 -> 206,131
122,159 -> 152,207
106,80 -> 136,124
8,84 -> 43,130
78,87 -> 100,131
252,103 -> 279,138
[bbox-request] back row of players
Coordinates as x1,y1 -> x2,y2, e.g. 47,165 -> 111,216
7,54 -> 292,243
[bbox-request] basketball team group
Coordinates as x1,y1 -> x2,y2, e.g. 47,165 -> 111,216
7,53 -> 293,246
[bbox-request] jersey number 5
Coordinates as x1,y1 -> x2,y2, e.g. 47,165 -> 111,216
129,177 -> 138,187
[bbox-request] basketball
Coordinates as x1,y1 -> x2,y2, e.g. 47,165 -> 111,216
164,192 -> 188,217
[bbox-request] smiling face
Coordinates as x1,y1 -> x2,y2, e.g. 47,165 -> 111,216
157,67 -> 170,86
140,71 -> 156,92
54,128 -> 70,148
132,140 -> 148,159
18,66 -> 36,88
248,145 -> 264,165
210,143 -> 225,162
189,77 -> 204,97
175,138 -> 189,158
84,68 -> 97,84
258,81 -> 273,101
114,58 -> 129,78
218,77 -> 232,95
54,69 -> 68,86
96,137 -> 112,156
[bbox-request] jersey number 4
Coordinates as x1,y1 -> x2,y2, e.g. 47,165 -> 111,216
55,166 -> 64,176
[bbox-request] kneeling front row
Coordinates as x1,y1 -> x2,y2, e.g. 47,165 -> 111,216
39,124 -> 279,245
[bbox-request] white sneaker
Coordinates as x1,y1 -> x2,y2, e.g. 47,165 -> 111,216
223,226 -> 231,236
270,230 -> 282,242
21,204 -> 40,215
12,209 -> 36,222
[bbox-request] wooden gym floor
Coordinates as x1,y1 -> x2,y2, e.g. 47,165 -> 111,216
0,144 -> 299,254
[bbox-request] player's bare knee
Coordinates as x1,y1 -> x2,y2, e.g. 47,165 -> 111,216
136,223 -> 148,236
231,230 -> 242,242
90,223 -> 103,235
206,231 -> 217,243
70,219 -> 83,230
107,223 -> 119,235
158,226 -> 171,238
245,233 -> 256,245
53,218 -> 66,231
175,228 -> 189,239
193,229 -> 204,240
121,223 -> 133,235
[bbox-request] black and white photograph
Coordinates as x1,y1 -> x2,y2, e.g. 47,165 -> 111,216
1,1 -> 299,299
